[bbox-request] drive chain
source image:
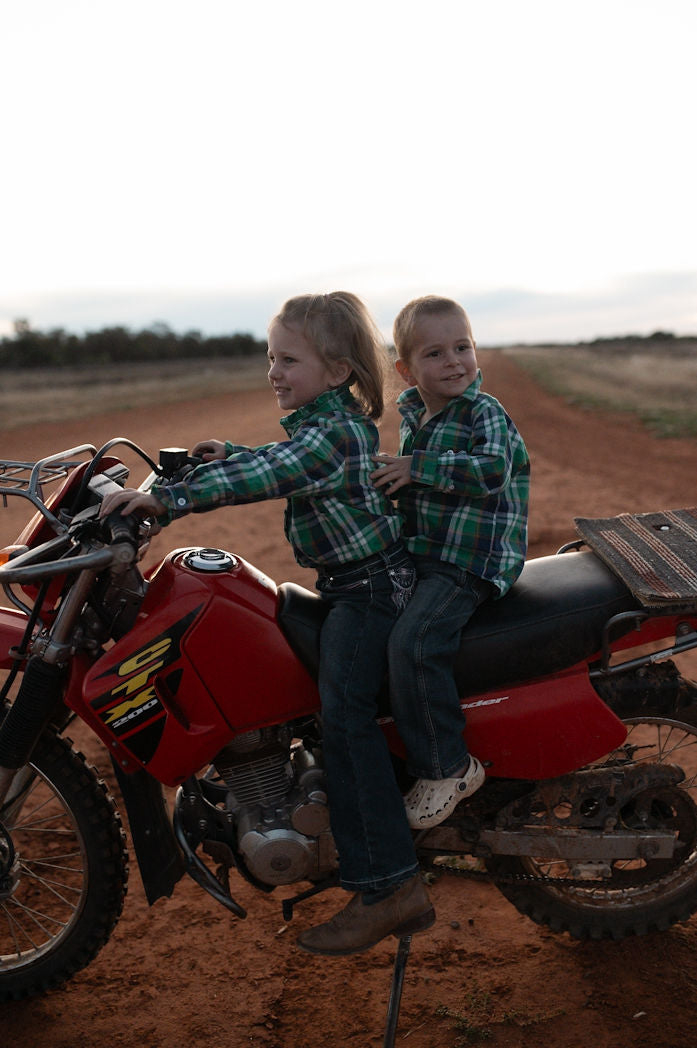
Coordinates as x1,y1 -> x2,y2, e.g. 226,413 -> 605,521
420,853 -> 588,887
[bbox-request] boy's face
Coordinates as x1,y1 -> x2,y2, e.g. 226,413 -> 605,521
267,320 -> 349,412
395,310 -> 478,416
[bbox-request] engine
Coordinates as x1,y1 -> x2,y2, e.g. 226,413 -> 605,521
212,725 -> 337,886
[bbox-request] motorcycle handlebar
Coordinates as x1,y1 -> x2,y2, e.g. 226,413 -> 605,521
0,505 -> 140,586
0,545 -> 115,584
0,441 -> 197,588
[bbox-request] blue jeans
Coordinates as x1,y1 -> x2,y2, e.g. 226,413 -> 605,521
317,543 -> 418,894
388,558 -> 493,780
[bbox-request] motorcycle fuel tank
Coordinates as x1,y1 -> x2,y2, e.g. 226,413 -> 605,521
77,548 -> 319,786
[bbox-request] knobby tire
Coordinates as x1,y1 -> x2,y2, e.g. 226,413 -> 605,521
0,730 -> 128,1000
488,716 -> 697,940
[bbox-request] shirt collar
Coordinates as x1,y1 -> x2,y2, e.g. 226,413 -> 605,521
281,383 -> 358,431
397,369 -> 482,425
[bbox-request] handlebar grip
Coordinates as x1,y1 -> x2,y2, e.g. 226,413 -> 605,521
104,510 -> 140,548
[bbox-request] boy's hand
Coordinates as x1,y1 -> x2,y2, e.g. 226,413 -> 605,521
193,439 -> 226,461
99,488 -> 165,519
370,454 -> 413,493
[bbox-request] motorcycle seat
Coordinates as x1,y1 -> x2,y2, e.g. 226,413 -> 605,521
453,549 -> 637,694
277,550 -> 638,696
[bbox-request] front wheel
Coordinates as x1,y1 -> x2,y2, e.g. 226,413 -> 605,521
0,731 -> 128,1000
488,717 -> 697,940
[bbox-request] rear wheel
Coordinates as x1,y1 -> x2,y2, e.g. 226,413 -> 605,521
0,731 -> 128,1000
489,717 -> 697,939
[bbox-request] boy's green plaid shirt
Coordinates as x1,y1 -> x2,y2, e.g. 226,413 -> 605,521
151,385 -> 401,569
397,371 -> 530,596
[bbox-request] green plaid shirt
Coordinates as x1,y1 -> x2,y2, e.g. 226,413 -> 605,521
152,385 -> 402,569
397,371 -> 529,596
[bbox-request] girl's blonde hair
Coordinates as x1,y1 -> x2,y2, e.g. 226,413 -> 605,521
273,292 -> 386,419
393,295 -> 475,362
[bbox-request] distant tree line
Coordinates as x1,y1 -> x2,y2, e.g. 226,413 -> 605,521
0,319 -> 267,369
585,330 -> 678,345
527,330 -> 695,356
534,330 -> 691,349
2,320 -> 693,370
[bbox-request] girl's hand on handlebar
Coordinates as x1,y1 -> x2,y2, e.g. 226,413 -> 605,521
192,439 -> 226,462
99,488 -> 165,519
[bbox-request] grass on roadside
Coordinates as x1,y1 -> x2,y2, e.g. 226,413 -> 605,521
508,342 -> 697,439
3,343 -> 696,439
0,355 -> 270,431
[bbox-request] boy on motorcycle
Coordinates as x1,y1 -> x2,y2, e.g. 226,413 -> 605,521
372,295 -> 530,828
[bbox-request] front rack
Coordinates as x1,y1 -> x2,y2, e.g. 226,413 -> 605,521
0,445 -> 96,526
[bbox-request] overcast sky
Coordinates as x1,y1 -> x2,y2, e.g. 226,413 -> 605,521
1,0 -> 695,345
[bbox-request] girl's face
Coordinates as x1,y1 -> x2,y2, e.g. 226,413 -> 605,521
267,320 -> 349,412
395,310 -> 478,417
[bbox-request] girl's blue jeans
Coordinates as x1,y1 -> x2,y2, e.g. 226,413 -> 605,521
317,543 -> 418,894
388,558 -> 493,780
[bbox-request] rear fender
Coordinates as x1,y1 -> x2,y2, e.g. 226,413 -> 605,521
0,607 -> 29,670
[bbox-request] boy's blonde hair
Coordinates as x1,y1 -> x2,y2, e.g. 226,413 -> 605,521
393,295 -> 475,362
273,292 -> 386,419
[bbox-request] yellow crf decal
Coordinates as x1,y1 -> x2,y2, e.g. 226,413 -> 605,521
119,637 -> 172,677
104,685 -> 159,727
102,637 -> 172,727
109,639 -> 172,700
92,606 -> 202,733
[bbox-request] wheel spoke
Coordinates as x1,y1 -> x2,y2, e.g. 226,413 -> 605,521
1,764 -> 86,968
0,735 -> 127,1000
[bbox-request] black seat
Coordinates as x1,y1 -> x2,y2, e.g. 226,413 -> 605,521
453,550 -> 636,694
277,551 -> 638,697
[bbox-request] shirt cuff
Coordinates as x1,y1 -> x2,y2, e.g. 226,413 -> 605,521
410,450 -> 458,492
150,482 -> 193,524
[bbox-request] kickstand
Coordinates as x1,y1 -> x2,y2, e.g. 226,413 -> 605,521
383,935 -> 412,1048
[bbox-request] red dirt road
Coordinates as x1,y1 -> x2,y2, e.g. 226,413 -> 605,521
2,351 -> 697,1048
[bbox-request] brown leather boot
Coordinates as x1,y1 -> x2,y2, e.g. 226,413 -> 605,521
296,874 -> 435,956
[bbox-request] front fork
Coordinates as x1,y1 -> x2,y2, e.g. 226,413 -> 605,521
0,658 -> 67,808
0,567 -> 98,808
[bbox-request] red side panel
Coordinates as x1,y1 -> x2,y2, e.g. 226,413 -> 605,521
461,669 -> 627,778
383,665 -> 628,780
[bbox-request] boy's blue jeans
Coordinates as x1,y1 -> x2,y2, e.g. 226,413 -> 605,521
388,558 -> 492,780
317,543 -> 418,894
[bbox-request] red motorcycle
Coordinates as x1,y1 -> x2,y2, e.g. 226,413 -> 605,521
1,439 -> 697,1002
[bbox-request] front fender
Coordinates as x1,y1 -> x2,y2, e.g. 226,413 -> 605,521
0,607 -> 29,669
